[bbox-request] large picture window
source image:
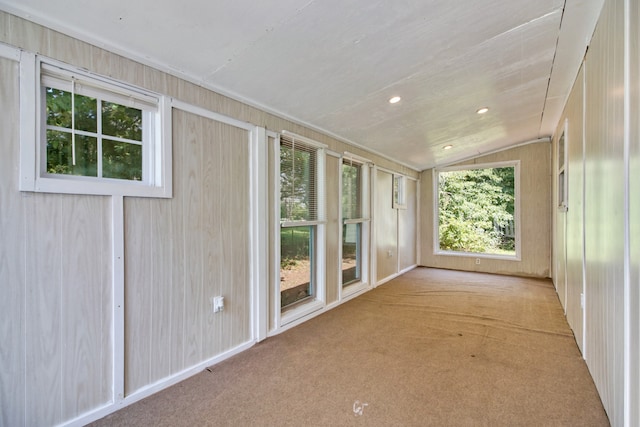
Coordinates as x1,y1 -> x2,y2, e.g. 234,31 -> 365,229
436,161 -> 519,258
279,134 -> 325,310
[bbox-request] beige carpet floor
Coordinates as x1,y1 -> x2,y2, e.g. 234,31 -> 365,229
92,267 -> 609,426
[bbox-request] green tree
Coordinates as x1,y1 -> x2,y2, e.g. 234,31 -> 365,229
438,167 -> 515,254
45,87 -> 142,180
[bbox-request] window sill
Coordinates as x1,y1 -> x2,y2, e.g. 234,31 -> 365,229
280,298 -> 324,327
434,250 -> 521,262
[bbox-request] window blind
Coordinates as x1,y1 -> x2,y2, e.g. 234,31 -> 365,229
280,134 -> 322,223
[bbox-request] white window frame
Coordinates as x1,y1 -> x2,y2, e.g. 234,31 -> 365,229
558,120 -> 568,211
433,160 -> 521,261
393,173 -> 407,209
19,52 -> 172,198
276,131 -> 326,326
340,152 -> 371,298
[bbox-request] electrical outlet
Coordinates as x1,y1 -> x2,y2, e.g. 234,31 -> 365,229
475,258 -> 481,265
212,296 -> 224,313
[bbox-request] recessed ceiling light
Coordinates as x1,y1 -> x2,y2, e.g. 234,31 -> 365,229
443,145 -> 453,150
389,96 -> 401,104
476,107 -> 489,114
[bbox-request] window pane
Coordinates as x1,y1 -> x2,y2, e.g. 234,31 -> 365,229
438,167 -> 515,256
46,130 -> 97,176
45,88 -> 97,132
342,223 -> 361,286
46,88 -> 71,128
74,93 -> 97,133
101,101 -> 143,141
280,140 -> 316,221
280,226 -> 314,308
102,139 -> 143,180
342,163 -> 361,219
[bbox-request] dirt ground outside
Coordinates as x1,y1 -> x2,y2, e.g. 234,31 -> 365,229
280,258 -> 356,292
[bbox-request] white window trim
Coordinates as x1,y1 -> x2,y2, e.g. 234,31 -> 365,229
19,51 -> 172,198
339,154 -> 371,298
393,174 -> 407,209
433,160 -> 521,261
558,119 -> 569,211
275,132 -> 327,327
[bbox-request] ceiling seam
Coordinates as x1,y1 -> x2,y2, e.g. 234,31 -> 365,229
539,1 -> 567,137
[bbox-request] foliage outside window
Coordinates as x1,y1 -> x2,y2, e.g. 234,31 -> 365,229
279,136 -> 322,308
342,161 -> 362,286
20,56 -> 171,198
45,87 -> 143,180
437,163 -> 518,257
393,174 -> 406,209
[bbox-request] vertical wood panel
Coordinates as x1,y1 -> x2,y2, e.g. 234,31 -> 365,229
0,56 -> 26,427
1,53 -> 113,425
24,194 -> 63,425
201,119 -> 222,357
182,113 -> 204,368
224,124 -> 251,349
149,199 -> 173,382
555,211 -> 567,307
61,195 -> 112,418
124,198 -> 153,394
217,123 -> 234,353
583,0 -> 625,423
564,66 -> 586,352
124,110 -> 251,395
376,170 -> 398,282
628,1 -> 640,423
399,179 -> 417,271
325,155 -> 340,304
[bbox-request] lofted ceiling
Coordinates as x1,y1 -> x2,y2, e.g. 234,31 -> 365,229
1,0 -> 604,170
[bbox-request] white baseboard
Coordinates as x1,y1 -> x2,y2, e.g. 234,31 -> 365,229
376,264 -> 417,287
63,340 -> 255,427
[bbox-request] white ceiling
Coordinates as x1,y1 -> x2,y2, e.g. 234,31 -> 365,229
1,0 -> 604,170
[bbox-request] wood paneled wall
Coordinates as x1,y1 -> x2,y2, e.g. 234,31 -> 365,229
398,179 -> 418,272
375,170 -> 399,282
0,55 -> 24,427
0,57 -> 113,426
550,0 -> 640,424
558,65 -> 586,353
0,11 -> 417,426
123,110 -> 251,395
629,0 -> 640,423
583,0 -> 625,422
373,170 -> 417,283
419,142 -> 551,278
